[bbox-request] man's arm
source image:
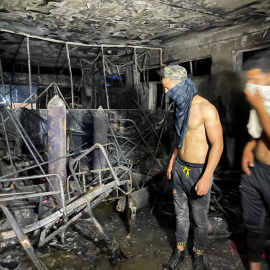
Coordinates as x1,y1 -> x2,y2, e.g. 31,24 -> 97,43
241,138 -> 256,175
195,104 -> 223,196
244,89 -> 270,139
167,144 -> 178,179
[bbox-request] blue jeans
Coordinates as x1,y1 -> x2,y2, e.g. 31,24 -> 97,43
173,156 -> 212,252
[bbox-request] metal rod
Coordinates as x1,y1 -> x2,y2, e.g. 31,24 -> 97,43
66,44 -> 74,109
116,66 -> 123,87
0,174 -> 65,209
0,58 -> 5,96
104,50 -> 149,68
142,102 -> 174,188
117,124 -> 152,148
0,29 -> 162,51
0,145 -> 87,180
10,110 -> 45,164
109,119 -> 153,156
101,46 -> 110,109
0,180 -> 130,241
3,108 -> 61,201
160,47 -> 163,67
69,143 -> 120,193
0,204 -> 48,270
26,37 -> 33,109
124,129 -> 154,158
39,190 -> 109,247
0,111 -> 15,172
1,83 -> 53,127
78,59 -> 84,92
134,48 -> 139,102
0,91 -> 36,127
108,124 -> 128,164
132,97 -> 165,155
107,134 -> 150,156
54,85 -> 84,129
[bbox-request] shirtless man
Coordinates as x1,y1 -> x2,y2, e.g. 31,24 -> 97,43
160,65 -> 223,270
241,51 -> 270,270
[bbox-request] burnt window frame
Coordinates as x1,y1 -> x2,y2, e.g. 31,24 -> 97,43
233,46 -> 270,72
177,56 -> 212,77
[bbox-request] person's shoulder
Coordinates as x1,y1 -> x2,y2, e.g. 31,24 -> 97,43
193,95 -> 214,109
195,96 -> 218,117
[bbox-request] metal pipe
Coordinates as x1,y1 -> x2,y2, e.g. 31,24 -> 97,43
101,46 -> 110,109
0,111 -> 14,170
0,29 -> 162,51
26,37 -> 33,109
66,44 -> 74,109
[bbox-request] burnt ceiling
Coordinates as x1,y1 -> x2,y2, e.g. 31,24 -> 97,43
0,0 -> 270,67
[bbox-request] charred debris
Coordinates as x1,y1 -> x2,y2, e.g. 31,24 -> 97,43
0,30 -> 244,270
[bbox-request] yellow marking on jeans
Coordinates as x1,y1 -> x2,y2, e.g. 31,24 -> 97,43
181,166 -> 191,178
193,247 -> 204,254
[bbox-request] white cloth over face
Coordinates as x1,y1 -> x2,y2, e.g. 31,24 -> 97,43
246,83 -> 270,138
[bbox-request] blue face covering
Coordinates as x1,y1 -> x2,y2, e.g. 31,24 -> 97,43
166,78 -> 197,149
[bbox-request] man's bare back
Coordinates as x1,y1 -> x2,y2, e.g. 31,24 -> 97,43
178,95 -> 221,164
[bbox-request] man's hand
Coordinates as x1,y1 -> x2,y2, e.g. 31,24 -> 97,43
167,165 -> 173,179
242,150 -> 254,175
195,177 -> 211,196
244,88 -> 263,110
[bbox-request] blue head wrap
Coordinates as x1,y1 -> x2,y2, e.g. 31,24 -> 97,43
166,78 -> 197,149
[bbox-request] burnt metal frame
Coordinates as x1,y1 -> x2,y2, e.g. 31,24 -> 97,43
0,174 -> 65,208
0,204 -> 48,270
69,143 -> 121,193
0,173 -> 64,270
67,165 -> 133,200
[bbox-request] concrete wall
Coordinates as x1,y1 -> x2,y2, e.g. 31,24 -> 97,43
164,19 -> 270,169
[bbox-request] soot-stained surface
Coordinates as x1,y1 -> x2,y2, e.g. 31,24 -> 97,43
0,203 -> 252,269
0,0 -> 270,68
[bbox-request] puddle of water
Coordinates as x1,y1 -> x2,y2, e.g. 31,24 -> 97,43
24,249 -> 94,270
115,254 -> 164,270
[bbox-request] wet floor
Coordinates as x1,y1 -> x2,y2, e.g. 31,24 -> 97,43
1,176 -> 270,270
0,200 -> 257,270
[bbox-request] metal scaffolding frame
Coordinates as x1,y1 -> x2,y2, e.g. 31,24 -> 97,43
0,28 -> 163,110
